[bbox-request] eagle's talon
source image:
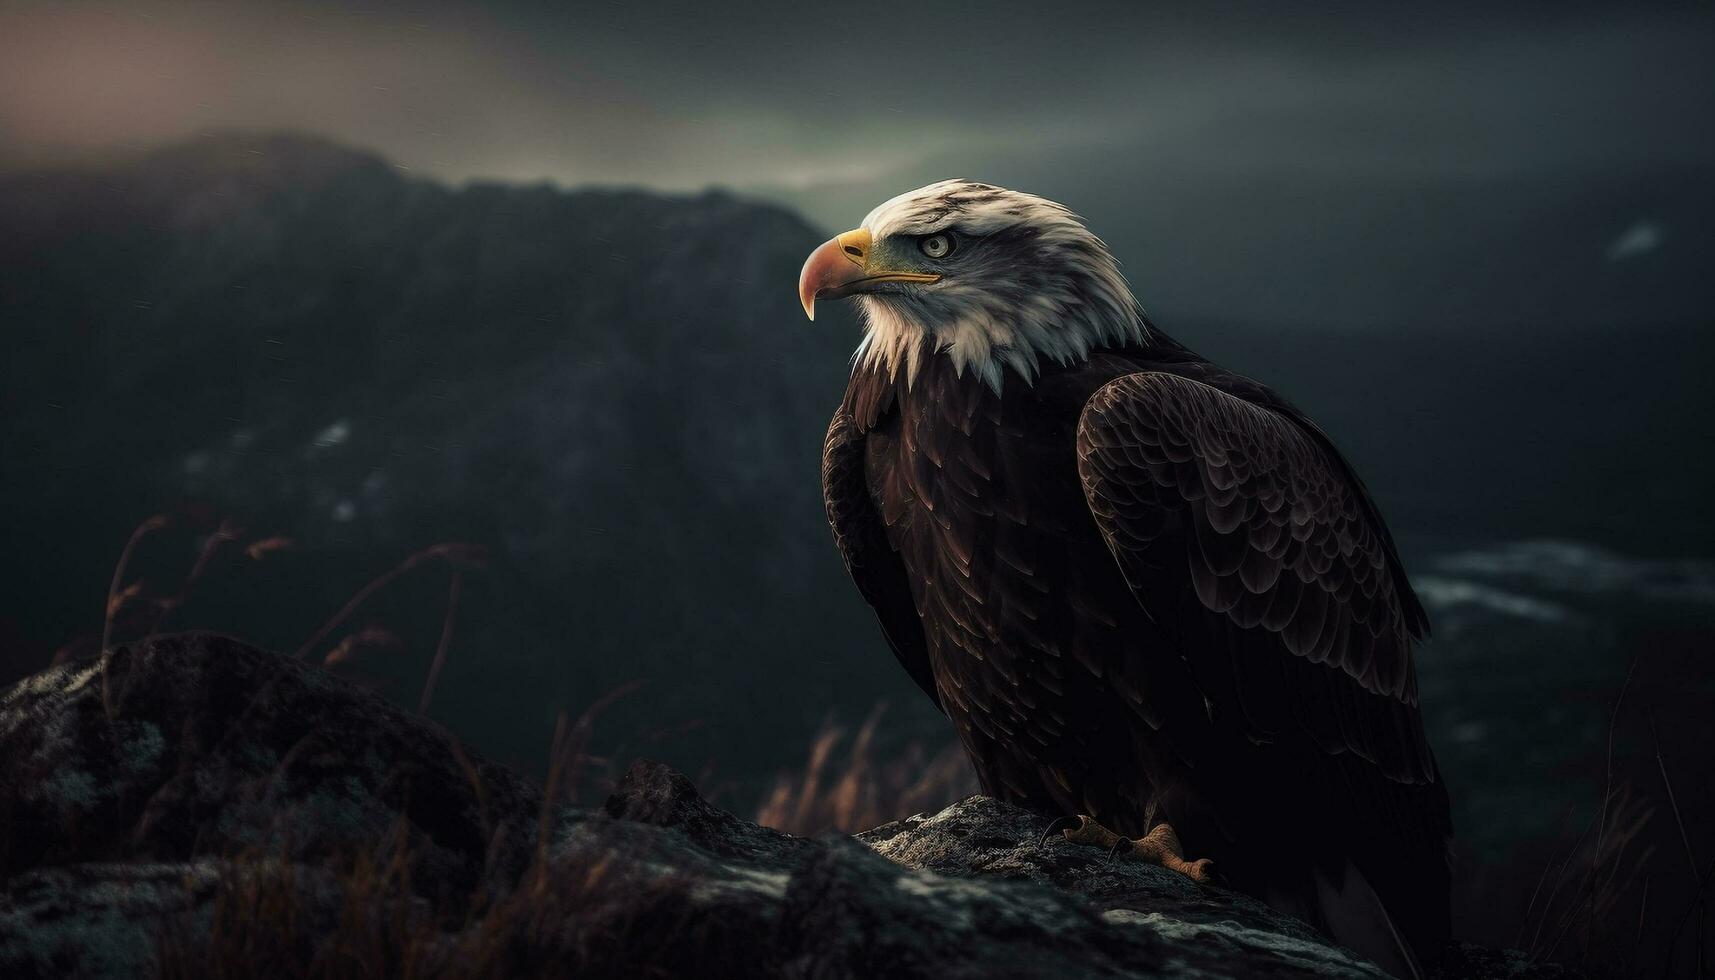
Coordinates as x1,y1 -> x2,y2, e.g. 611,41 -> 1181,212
1060,815 -> 1212,882
1037,814 -> 1081,848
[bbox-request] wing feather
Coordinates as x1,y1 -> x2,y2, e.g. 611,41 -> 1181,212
823,409 -> 942,711
1076,372 -> 1438,783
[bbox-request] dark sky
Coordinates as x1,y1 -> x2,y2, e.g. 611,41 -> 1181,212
4,1 -> 1712,325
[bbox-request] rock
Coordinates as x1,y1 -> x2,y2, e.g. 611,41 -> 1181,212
1436,943 -> 1583,980
0,633 -> 1571,979
0,632 -> 542,896
859,800 -> 1371,974
1,862 -> 223,978
590,759 -> 1379,979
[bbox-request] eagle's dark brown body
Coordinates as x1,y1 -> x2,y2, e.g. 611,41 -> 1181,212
824,335 -> 1452,969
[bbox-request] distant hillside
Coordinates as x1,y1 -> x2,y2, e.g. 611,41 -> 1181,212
0,131 -> 929,784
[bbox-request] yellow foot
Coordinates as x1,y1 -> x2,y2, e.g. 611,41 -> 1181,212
1062,815 -> 1214,882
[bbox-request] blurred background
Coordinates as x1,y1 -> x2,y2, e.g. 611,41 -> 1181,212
2,1 -> 1713,972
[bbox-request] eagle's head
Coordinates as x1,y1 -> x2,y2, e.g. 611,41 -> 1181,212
798,179 -> 1146,391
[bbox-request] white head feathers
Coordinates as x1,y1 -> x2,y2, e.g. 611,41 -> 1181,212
850,179 -> 1148,392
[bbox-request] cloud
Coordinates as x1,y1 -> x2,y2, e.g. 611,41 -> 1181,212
3,1 -> 1710,198
1605,220 -> 1664,262
1433,540 -> 1715,605
1412,575 -> 1574,625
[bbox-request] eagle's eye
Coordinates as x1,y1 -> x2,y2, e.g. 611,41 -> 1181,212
918,233 -> 955,260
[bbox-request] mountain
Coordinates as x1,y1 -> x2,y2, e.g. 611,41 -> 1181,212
0,131 -> 934,785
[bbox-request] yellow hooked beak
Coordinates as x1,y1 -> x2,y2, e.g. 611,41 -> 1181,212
797,228 -> 941,320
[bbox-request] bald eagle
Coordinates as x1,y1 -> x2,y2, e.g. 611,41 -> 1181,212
803,180 -> 1451,978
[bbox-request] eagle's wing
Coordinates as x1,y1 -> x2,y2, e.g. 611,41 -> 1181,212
823,409 -> 942,711
1075,372 -> 1436,784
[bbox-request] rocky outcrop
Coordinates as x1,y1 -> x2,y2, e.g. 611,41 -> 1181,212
0,633 -> 1572,979
0,631 -> 542,893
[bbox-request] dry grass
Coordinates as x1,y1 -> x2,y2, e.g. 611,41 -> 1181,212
69,512 -> 485,724
753,704 -> 977,836
1516,784 -> 1656,967
98,514 -> 171,718
153,835 -> 698,980
150,673 -> 694,980
290,542 -> 486,663
417,571 -> 463,715
1497,650 -> 1715,979
147,693 -> 957,978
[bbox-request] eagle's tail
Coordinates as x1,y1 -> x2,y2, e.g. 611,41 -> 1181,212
1308,861 -> 1426,980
